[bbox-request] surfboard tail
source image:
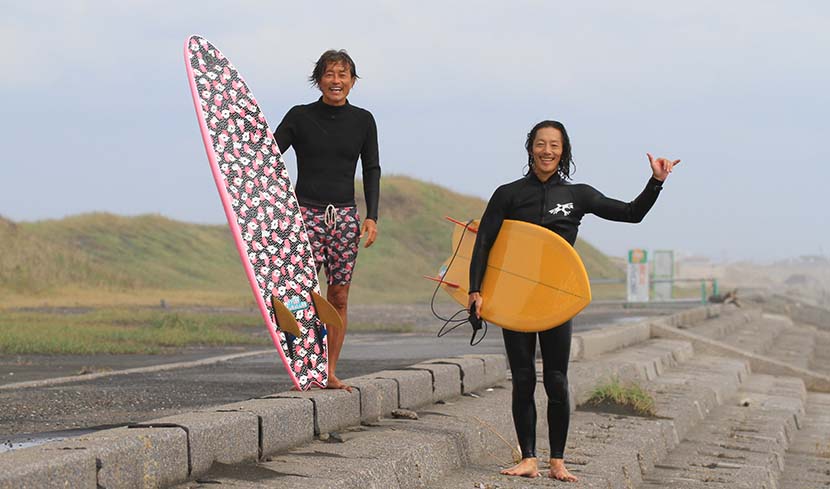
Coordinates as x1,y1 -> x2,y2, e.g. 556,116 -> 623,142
445,216 -> 478,232
423,275 -> 461,288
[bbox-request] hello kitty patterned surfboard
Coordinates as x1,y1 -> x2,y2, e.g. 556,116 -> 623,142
184,35 -> 327,390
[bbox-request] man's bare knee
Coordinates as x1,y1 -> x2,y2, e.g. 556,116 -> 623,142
327,286 -> 350,310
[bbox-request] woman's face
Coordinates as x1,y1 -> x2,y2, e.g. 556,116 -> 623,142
318,61 -> 355,106
531,127 -> 563,181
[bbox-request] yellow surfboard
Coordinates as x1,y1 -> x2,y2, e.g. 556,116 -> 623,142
433,218 -> 592,332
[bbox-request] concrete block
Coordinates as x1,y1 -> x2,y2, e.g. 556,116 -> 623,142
669,304 -> 721,328
270,388 -> 360,435
257,427 -> 458,489
652,322 -> 830,393
409,363 -> 462,402
461,353 -> 507,385
140,410 -> 259,477
372,369 -> 433,409
570,334 -> 584,360
785,300 -> 830,330
425,357 -> 486,394
579,322 -> 651,360
45,426 -> 189,489
347,375 -> 398,421
614,340 -> 691,381
0,447 -> 97,489
218,397 -> 314,457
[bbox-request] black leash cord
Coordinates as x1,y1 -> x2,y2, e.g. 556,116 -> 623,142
430,219 -> 488,346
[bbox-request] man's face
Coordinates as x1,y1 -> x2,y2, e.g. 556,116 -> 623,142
318,61 -> 354,106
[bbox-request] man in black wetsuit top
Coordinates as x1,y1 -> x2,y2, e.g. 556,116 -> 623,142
274,50 -> 381,391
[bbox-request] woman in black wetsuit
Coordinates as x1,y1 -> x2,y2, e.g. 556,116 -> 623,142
468,120 -> 679,481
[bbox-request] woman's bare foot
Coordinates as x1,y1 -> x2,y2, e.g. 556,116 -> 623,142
549,458 -> 578,482
500,457 -> 539,478
326,375 -> 353,392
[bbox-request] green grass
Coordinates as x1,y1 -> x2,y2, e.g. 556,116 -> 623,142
0,213 -> 248,295
584,377 -> 657,417
0,308 -> 269,355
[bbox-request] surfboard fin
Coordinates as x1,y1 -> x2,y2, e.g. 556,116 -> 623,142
310,291 -> 344,329
423,275 -> 461,288
445,216 -> 478,232
271,295 -> 302,338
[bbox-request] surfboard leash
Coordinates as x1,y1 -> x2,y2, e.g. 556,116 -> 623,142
430,219 -> 488,346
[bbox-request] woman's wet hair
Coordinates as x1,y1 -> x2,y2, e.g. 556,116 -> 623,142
309,50 -> 359,87
524,120 -> 575,179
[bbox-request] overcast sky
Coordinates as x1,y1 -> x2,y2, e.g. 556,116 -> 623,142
2,1 -> 828,262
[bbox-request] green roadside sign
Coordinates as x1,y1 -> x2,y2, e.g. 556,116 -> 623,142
628,249 -> 648,264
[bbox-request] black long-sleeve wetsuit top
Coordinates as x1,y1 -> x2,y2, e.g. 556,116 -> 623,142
274,98 -> 381,221
469,173 -> 664,293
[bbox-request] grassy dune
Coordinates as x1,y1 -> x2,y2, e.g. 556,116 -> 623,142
0,176 -> 624,308
0,309 -> 268,355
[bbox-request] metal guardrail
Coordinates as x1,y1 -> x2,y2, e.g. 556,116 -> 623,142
589,277 -> 721,304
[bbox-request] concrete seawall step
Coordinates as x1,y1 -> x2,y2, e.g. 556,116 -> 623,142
433,306 -> 810,488
427,342 -> 750,487
762,294 -> 830,331
0,353 -> 506,489
639,374 -> 806,489
680,307 -> 761,340
681,310 -> 790,356
779,391 -> 830,488
811,329 -> 830,375
536,355 -> 750,489
652,319 -> 830,393
171,386 -> 521,489
684,308 -> 830,376
0,304 -> 757,489
167,318 -> 717,488
762,322 -> 818,370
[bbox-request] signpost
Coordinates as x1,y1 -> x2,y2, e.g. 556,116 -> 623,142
652,249 -> 674,301
627,249 -> 649,302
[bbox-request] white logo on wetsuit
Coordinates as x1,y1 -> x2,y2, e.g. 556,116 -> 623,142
549,203 -> 574,216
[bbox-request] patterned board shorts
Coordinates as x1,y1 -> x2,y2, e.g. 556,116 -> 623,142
301,205 -> 361,286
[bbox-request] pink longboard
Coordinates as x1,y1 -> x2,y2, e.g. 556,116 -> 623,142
184,35 -> 329,390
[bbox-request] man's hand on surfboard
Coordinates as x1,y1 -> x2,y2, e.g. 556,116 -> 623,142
468,292 -> 483,319
361,219 -> 378,248
647,153 -> 681,182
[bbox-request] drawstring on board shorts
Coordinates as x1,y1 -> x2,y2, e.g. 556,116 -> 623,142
324,204 -> 338,229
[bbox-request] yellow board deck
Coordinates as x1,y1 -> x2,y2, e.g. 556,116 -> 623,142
437,219 -> 592,332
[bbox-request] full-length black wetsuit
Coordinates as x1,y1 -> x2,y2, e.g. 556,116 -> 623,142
469,172 -> 664,459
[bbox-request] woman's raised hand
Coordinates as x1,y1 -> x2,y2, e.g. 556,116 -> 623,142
647,153 -> 681,182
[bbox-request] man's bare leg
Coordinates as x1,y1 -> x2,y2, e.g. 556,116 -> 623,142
500,458 -> 539,478
549,458 -> 578,482
325,283 -> 351,391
